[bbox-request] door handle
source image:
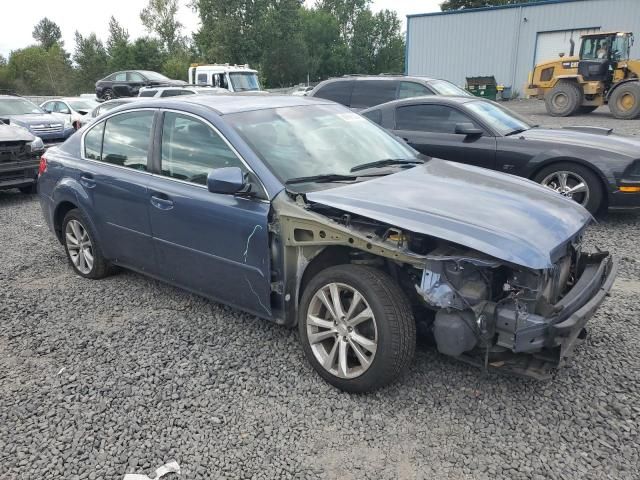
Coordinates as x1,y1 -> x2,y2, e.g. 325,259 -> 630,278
79,173 -> 96,189
150,193 -> 174,210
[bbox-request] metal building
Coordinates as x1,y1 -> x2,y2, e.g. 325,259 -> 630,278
405,0 -> 640,95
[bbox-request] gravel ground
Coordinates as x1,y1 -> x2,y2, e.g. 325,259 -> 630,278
1,101 -> 639,479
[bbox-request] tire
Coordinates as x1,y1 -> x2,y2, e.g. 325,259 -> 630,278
102,88 -> 115,101
609,82 -> 640,120
298,265 -> 415,393
576,105 -> 598,114
19,184 -> 37,194
544,81 -> 583,117
534,162 -> 604,214
62,208 -> 112,279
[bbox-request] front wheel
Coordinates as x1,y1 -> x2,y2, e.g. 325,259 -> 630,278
534,162 -> 604,214
609,82 -> 640,119
544,82 -> 582,117
298,265 -> 415,393
102,88 -> 115,101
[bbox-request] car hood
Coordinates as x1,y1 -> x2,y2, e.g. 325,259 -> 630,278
519,127 -> 640,157
0,123 -> 35,142
306,159 -> 592,270
3,114 -> 63,127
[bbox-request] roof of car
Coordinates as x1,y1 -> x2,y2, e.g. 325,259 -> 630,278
326,75 -> 437,82
132,94 -> 336,115
361,95 -> 484,112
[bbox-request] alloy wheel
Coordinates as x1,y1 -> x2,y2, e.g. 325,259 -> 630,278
541,170 -> 590,207
306,282 -> 378,379
65,219 -> 94,274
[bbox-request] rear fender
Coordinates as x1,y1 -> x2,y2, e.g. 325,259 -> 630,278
51,177 -> 100,243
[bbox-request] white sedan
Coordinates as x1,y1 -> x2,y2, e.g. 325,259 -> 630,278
40,97 -> 99,130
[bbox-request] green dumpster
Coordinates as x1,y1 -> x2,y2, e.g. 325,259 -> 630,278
466,76 -> 497,100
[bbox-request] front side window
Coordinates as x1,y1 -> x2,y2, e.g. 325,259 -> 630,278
101,111 -> 153,170
399,81 -> 433,99
313,80 -> 354,107
128,72 -> 144,82
56,102 -> 70,114
84,122 -> 105,160
351,80 -> 398,108
160,112 -> 245,185
227,104 -> 416,188
396,104 -> 478,134
114,72 -> 127,82
465,101 -> 532,136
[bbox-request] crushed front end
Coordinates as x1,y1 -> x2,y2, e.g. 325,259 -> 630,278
416,242 -> 617,379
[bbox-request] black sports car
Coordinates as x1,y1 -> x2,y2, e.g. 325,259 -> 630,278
362,96 -> 640,213
95,70 -> 186,100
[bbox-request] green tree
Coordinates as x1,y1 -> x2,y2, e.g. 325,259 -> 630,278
6,45 -> 74,95
32,17 -> 63,50
299,7 -> 347,81
317,0 -> 370,42
131,37 -> 166,72
441,0 -> 545,10
73,32 -> 109,91
106,17 -> 135,71
140,0 -> 184,53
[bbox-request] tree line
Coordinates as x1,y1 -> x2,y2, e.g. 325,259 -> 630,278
0,0 -> 405,95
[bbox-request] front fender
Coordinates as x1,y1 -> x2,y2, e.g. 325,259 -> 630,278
606,78 -> 640,100
524,152 -> 615,193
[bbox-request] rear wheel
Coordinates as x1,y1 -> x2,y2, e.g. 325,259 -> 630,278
609,82 -> 640,119
102,88 -> 115,101
62,209 -> 112,279
298,265 -> 415,393
534,162 -> 603,214
545,82 -> 582,117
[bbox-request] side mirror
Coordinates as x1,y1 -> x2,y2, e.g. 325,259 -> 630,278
207,166 -> 247,194
455,122 -> 483,137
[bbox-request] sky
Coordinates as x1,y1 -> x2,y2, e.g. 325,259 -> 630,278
1,0 -> 443,58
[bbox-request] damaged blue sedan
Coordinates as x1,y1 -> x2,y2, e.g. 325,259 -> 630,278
38,95 -> 617,392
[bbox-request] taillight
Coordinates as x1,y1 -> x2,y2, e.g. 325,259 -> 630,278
38,156 -> 47,176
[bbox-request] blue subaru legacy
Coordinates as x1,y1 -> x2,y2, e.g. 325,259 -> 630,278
38,95 -> 616,392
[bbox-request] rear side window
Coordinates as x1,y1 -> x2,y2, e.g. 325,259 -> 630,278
114,72 -> 127,82
396,105 -> 478,134
139,90 -> 157,97
362,109 -> 382,125
84,122 -> 105,160
399,81 -> 432,99
161,89 -> 193,97
351,80 -> 397,109
160,112 -> 245,185
313,80 -> 354,106
101,111 -> 154,170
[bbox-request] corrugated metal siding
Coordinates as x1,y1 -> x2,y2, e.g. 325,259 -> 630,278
407,0 -> 640,93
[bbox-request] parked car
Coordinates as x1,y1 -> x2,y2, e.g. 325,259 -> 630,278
188,63 -> 262,92
38,95 -> 616,392
79,98 -> 144,128
0,120 -> 45,193
95,70 -> 186,100
290,85 -> 314,96
0,94 -> 74,146
361,96 -> 640,213
138,85 -> 229,98
307,75 -> 471,111
41,97 -> 99,130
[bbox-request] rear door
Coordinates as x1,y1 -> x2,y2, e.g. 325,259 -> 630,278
145,110 -> 272,317
350,80 -> 398,110
112,72 -> 130,97
78,109 -> 157,272
392,103 -> 497,169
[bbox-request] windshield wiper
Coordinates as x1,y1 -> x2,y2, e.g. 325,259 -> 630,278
349,158 -> 423,173
505,128 -> 529,136
285,173 -> 358,185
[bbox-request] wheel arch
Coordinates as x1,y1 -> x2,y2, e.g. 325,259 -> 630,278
53,200 -> 79,243
605,78 -> 640,101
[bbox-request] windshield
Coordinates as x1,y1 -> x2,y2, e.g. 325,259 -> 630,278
0,98 -> 44,115
229,72 -> 261,92
67,99 -> 99,111
140,71 -> 170,81
428,80 -> 471,97
465,100 -> 533,136
227,104 -> 417,188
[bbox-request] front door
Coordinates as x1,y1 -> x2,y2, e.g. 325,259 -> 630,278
146,111 -> 272,317
77,109 -> 156,272
392,104 -> 497,170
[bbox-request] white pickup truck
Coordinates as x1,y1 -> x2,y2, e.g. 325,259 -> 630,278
187,64 -> 263,92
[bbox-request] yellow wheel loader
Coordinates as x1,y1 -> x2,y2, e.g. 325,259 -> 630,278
526,32 -> 640,119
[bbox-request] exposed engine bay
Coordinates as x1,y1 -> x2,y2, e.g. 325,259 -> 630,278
270,191 -> 615,380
